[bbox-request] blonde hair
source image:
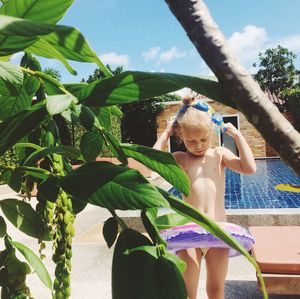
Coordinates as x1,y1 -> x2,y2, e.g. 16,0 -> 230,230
174,96 -> 213,136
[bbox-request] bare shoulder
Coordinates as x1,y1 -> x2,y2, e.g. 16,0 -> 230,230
172,151 -> 187,166
214,146 -> 234,158
211,146 -> 225,157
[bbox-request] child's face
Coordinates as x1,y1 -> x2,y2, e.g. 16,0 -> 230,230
180,125 -> 211,156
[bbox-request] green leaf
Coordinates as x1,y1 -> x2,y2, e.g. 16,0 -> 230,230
102,130 -> 128,164
58,162 -> 170,210
0,198 -> 51,240
1,170 -> 22,193
79,71 -> 236,109
38,177 -> 59,203
112,229 -> 187,299
141,209 -> 166,246
121,143 -> 190,196
0,216 -> 7,238
103,217 -> 118,248
73,104 -> 102,130
0,102 -> 49,156
164,251 -> 186,274
12,241 -> 52,290
14,166 -> 51,180
23,145 -> 81,166
124,242 -> 187,280
46,94 -> 77,115
98,107 -> 112,129
26,39 -> 77,75
124,245 -> 158,258
70,196 -> 87,215
0,0 -> 73,24
110,106 -> 123,118
15,142 -> 43,151
155,213 -> 190,230
112,229 -> 156,299
0,60 -> 23,85
0,75 -> 40,120
80,131 -> 103,162
156,256 -> 187,299
0,15 -> 111,77
41,31 -> 111,77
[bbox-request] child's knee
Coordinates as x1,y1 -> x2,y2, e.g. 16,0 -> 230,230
206,284 -> 224,298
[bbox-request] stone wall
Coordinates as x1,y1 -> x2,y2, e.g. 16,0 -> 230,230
156,100 -> 267,158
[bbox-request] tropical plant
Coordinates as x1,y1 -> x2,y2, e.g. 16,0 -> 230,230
0,1 -> 269,299
253,45 -> 298,111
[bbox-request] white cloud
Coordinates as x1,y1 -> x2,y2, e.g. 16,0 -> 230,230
99,52 -> 129,67
142,46 -> 187,65
159,46 -> 186,63
142,47 -> 160,62
228,25 -> 267,66
227,25 -> 300,71
279,34 -> 300,53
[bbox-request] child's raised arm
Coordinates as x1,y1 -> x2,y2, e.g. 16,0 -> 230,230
153,120 -> 174,151
221,123 -> 257,174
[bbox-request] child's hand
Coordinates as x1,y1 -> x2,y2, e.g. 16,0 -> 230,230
224,122 -> 239,138
165,118 -> 175,137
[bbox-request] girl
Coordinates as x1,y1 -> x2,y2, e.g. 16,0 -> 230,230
153,96 -> 256,299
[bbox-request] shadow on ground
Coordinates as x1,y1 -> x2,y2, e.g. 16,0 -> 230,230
225,280 -> 299,299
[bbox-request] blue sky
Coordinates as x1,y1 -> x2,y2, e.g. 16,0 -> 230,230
14,0 -> 300,84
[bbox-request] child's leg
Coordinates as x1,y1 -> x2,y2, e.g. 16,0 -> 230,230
177,248 -> 203,299
205,248 -> 229,299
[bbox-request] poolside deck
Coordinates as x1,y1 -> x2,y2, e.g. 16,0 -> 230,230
0,185 -> 299,298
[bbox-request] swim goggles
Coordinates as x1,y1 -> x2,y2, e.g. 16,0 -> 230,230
176,100 -> 227,132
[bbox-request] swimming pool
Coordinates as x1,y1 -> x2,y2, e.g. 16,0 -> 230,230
168,158 -> 300,209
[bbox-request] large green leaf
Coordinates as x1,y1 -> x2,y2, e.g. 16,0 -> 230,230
0,102 -> 49,155
26,39 -> 77,75
155,212 -> 190,230
58,162 -> 169,210
0,75 -> 40,120
0,60 -> 23,85
102,130 -> 128,164
79,71 -> 236,109
69,104 -> 102,130
0,15 -> 111,76
14,166 -> 50,180
157,187 -> 268,298
80,131 -> 103,162
1,169 -> 22,192
112,229 -> 187,299
46,94 -> 78,115
37,176 -> 60,203
0,198 -> 51,240
0,0 -> 73,24
121,143 -> 190,196
23,145 -> 81,166
12,241 -> 52,290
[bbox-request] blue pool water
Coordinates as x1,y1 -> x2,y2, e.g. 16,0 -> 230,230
168,158 -> 300,209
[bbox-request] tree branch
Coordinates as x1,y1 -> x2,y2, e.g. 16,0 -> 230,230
165,0 -> 300,176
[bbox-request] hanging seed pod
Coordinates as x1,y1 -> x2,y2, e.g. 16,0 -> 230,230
1,236 -> 33,298
51,153 -> 75,299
